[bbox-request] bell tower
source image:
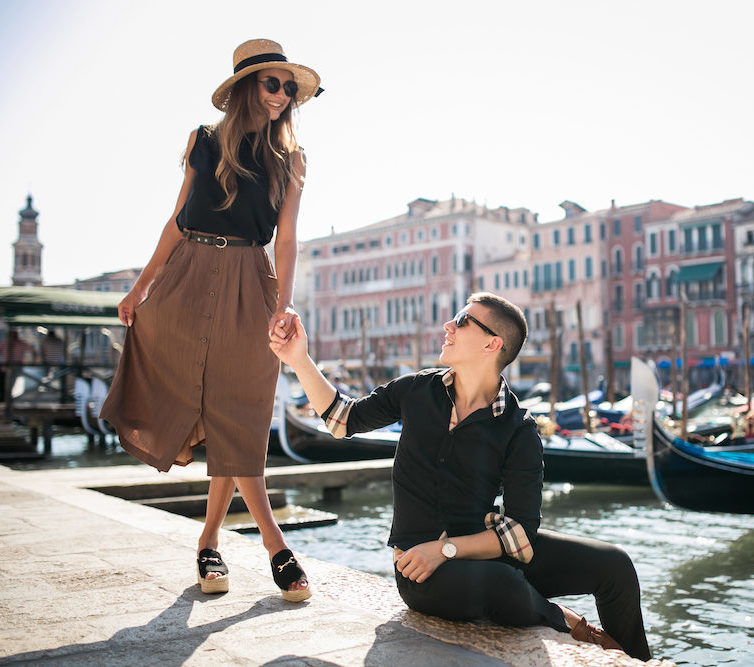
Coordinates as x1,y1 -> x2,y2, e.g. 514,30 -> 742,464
12,194 -> 43,286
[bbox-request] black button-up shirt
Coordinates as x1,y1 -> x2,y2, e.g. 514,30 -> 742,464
321,368 -> 543,550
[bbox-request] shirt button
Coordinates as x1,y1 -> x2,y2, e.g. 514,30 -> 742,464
200,337 -> 207,343
209,291 -> 215,297
211,267 -> 219,273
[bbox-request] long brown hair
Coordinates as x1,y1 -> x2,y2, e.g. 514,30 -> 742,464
213,73 -> 300,210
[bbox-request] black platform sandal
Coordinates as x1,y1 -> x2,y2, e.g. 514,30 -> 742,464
271,549 -> 312,602
196,548 -> 229,594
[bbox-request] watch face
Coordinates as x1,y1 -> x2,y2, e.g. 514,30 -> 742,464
442,541 -> 457,558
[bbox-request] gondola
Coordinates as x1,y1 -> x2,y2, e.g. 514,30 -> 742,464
631,357 -> 754,514
277,385 -> 649,484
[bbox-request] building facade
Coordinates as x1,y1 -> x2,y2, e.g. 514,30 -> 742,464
304,197 -> 536,376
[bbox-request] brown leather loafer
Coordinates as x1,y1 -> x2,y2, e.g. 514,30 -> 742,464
570,617 -> 624,651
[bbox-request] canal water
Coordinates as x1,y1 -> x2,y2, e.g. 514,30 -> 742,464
11,434 -> 753,666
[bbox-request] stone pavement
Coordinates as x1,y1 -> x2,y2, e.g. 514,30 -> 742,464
0,464 -> 674,666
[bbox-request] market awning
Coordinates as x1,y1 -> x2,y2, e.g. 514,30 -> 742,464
677,261 -> 723,283
0,286 -> 124,327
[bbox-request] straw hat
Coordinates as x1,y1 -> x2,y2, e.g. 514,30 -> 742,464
212,39 -> 323,111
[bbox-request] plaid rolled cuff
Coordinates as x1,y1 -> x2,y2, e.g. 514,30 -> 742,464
484,512 -> 534,563
323,392 -> 354,439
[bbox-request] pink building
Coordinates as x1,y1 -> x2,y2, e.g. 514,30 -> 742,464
303,197 -> 536,375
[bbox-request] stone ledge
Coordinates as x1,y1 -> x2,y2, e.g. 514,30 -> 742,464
0,464 -> 674,666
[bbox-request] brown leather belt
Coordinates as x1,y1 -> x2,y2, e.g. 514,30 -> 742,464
182,229 -> 260,248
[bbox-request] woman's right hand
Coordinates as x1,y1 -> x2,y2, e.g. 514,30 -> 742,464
118,287 -> 148,327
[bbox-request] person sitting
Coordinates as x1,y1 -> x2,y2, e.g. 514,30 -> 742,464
269,292 -> 651,660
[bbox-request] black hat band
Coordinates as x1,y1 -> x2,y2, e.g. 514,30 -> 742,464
234,52 -> 288,74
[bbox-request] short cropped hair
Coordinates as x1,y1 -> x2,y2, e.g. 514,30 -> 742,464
466,292 -> 528,370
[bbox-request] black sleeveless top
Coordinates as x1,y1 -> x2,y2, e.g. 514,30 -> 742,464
176,125 -> 278,244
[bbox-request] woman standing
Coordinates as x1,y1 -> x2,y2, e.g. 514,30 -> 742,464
101,39 -> 322,601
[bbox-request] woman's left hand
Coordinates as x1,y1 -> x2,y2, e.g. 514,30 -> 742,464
268,306 -> 296,341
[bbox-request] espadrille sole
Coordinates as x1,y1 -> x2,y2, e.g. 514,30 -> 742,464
196,563 -> 229,594
281,585 -> 313,603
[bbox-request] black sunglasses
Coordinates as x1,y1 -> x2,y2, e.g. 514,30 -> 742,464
454,311 -> 506,350
258,76 -> 299,99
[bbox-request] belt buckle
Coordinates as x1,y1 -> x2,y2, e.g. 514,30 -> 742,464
215,236 -> 228,248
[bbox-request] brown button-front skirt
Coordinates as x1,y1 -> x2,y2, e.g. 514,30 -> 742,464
100,237 -> 280,476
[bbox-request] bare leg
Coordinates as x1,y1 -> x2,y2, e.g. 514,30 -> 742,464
198,476 -> 235,580
234,475 -> 308,593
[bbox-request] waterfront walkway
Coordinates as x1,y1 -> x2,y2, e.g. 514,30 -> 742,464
0,463 -> 671,666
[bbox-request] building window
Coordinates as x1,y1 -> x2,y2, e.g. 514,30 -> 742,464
432,295 -> 438,323
614,284 -> 623,312
614,248 -> 623,274
634,282 -> 643,309
523,270 -> 528,287
613,218 -> 621,237
505,273 -> 510,289
601,259 -> 607,278
668,229 -> 676,253
666,270 -> 677,297
634,215 -> 642,233
650,232 -> 657,255
567,227 -> 575,245
494,273 -> 500,290
331,307 -> 337,332
417,229 -> 424,241
513,271 -> 519,288
553,230 -> 560,246
314,274 -> 321,290
432,256 -> 438,275
711,223 -> 723,249
697,227 -> 707,252
615,324 -> 624,350
683,228 -> 693,252
634,245 -> 643,271
479,276 -> 485,290
555,262 -> 563,289
712,310 -> 726,345
585,256 -> 593,279
568,259 -> 576,282
600,222 -> 606,240
385,236 -> 392,246
533,233 -> 540,249
685,310 -> 697,346
584,224 -> 592,243
431,227 -> 439,239
533,265 -> 540,292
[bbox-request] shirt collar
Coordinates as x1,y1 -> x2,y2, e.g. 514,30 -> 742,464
441,368 -> 507,417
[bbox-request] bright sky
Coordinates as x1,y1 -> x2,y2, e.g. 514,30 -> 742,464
1,0 -> 752,286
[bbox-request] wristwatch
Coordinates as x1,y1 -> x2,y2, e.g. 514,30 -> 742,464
441,538 -> 457,559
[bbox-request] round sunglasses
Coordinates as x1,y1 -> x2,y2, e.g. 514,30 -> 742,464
258,76 -> 299,99
454,311 -> 506,351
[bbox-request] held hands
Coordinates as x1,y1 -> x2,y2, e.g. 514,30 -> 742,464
268,309 -> 308,368
268,306 -> 296,342
394,539 -> 447,584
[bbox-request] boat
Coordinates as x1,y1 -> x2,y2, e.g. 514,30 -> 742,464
631,357 -> 754,514
538,428 -> 647,486
277,382 -> 648,484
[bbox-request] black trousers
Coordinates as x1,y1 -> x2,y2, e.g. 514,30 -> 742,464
394,528 -> 651,661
